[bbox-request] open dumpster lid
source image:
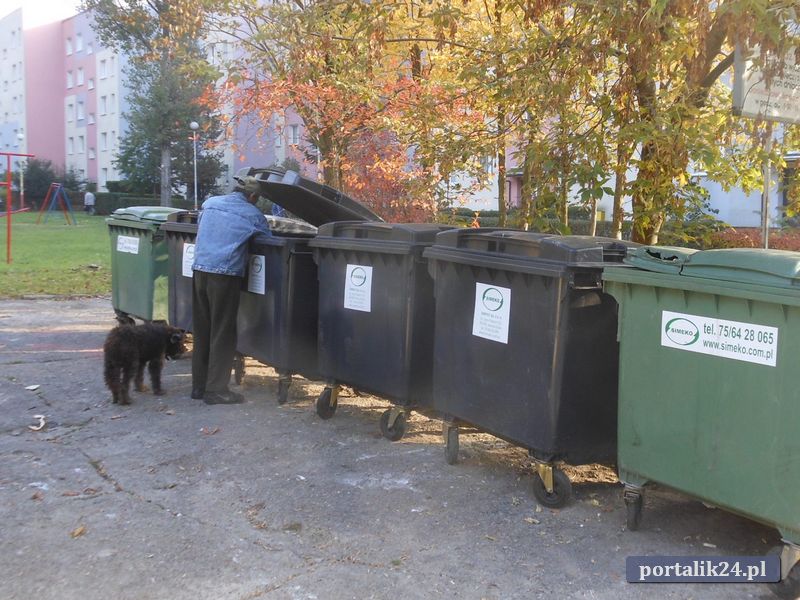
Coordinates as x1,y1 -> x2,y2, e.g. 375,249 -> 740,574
681,248 -> 800,289
110,206 -> 184,223
236,167 -> 383,226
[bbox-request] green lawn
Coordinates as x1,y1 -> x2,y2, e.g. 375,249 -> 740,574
0,211 -> 112,298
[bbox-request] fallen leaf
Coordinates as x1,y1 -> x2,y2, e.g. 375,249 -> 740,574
589,498 -> 601,507
164,410 -> 175,416
83,488 -> 99,495
535,504 -> 542,513
703,542 -> 717,549
70,524 -> 87,538
25,385 -> 40,391
200,427 -> 220,436
62,491 -> 81,497
110,415 -> 126,420
485,535 -> 496,541
524,517 -> 540,525
511,496 -> 521,506
31,491 -> 44,501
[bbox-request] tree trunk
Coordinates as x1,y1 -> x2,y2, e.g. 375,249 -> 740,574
497,140 -> 506,227
160,144 -> 171,207
630,141 -> 664,244
493,0 -> 506,228
520,144 -> 533,231
611,139 -> 630,240
589,197 -> 597,236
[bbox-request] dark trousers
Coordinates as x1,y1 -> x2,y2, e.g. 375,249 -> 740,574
192,271 -> 242,393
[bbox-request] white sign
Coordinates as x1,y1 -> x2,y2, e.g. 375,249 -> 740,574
182,243 -> 195,278
472,283 -> 511,344
344,264 -> 372,312
661,310 -> 778,367
247,255 -> 266,295
116,235 -> 140,254
733,44 -> 800,125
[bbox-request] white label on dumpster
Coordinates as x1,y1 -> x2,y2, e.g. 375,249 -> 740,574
116,235 -> 139,255
661,310 -> 778,367
472,283 -> 511,344
247,255 -> 266,295
344,264 -> 372,312
181,243 -> 195,277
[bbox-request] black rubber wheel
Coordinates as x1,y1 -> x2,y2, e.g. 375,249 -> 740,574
625,492 -> 643,531
277,379 -> 290,405
379,410 -> 407,442
444,426 -> 459,465
315,388 -> 337,420
531,467 -> 572,508
233,353 -> 245,385
768,546 -> 800,600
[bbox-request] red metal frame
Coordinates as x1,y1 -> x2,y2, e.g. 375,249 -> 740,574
1,151 -> 35,264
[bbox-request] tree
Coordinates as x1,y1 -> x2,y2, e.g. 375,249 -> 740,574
114,59 -> 226,200
82,0 -> 223,206
213,0 -> 491,221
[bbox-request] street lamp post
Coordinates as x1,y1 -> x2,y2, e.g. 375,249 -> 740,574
16,133 -> 25,211
190,121 -> 199,210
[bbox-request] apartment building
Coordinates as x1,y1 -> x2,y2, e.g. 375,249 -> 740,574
0,8 -> 129,190
0,9 -> 26,163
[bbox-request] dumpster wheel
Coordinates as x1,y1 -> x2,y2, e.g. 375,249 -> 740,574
531,466 -> 572,508
379,409 -> 407,442
233,353 -> 246,385
443,423 -> 459,465
768,544 -> 800,600
624,487 -> 644,531
316,387 -> 338,420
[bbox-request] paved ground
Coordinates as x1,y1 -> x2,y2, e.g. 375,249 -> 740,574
0,297 -> 785,599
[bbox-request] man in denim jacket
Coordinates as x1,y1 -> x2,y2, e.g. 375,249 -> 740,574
191,176 -> 272,404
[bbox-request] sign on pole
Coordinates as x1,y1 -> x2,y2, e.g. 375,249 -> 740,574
733,44 -> 800,124
733,44 -> 800,249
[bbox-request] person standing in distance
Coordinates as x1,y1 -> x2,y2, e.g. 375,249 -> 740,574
191,176 -> 272,404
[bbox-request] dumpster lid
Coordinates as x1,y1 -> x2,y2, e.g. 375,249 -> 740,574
237,167 -> 383,226
680,248 -> 800,288
431,229 -> 635,263
313,221 -> 450,245
111,206 -> 184,222
624,245 -> 698,274
165,210 -> 197,224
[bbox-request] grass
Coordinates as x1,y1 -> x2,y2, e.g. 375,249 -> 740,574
0,211 -> 112,298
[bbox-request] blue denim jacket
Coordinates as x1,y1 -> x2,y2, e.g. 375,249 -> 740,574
192,191 -> 272,277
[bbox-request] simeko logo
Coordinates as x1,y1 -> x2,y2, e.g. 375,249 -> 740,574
664,317 -> 699,346
481,287 -> 504,312
350,267 -> 367,287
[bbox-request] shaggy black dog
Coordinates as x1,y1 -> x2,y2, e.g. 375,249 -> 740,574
103,322 -> 186,405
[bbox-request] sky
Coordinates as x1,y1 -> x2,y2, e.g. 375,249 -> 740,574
0,0 -> 82,28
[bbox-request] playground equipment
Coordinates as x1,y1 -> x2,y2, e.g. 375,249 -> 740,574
1,150 -> 35,264
37,183 -> 78,225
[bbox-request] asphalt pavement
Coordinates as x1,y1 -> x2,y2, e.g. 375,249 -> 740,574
0,297 -> 783,599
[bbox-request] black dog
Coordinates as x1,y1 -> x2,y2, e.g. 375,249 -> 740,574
103,322 -> 186,405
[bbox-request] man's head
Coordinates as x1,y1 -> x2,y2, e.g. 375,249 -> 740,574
233,176 -> 262,204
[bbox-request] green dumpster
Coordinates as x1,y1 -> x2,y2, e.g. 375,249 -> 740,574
604,247 -> 800,593
106,206 -> 183,322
